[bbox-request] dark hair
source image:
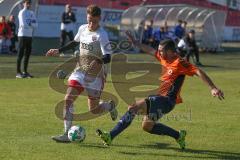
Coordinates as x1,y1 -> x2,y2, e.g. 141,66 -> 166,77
178,19 -> 183,24
23,0 -> 31,3
87,5 -> 101,17
189,29 -> 195,34
159,39 -> 176,52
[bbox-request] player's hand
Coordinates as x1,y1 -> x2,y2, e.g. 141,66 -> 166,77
211,88 -> 224,100
125,31 -> 138,45
46,49 -> 59,56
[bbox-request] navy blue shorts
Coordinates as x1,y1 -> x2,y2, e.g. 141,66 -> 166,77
145,95 -> 176,121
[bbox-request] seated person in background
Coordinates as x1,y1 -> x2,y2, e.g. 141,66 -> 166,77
174,20 -> 184,42
160,22 -> 179,43
161,23 -> 170,40
0,16 -> 12,53
7,15 -> 17,53
152,27 -> 164,49
152,22 -> 177,48
142,20 -> 153,45
182,21 -> 187,36
178,29 -> 202,66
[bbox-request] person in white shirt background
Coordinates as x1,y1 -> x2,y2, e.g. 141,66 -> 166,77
16,0 -> 37,78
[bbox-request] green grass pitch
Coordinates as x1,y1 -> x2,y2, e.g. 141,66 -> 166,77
0,52 -> 239,160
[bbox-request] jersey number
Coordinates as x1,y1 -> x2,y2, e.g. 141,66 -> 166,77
81,42 -> 93,51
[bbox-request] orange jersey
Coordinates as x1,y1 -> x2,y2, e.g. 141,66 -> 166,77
155,51 -> 199,104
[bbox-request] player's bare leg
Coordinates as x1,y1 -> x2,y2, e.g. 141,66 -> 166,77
52,87 -> 81,143
88,97 -> 118,121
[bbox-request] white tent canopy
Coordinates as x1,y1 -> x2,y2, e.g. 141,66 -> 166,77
120,4 -> 227,50
0,0 -> 38,17
0,0 -> 22,16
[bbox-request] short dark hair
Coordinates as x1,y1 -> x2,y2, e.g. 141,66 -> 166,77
178,19 -> 183,23
23,0 -> 31,4
159,39 -> 176,52
189,29 -> 195,34
87,5 -> 101,17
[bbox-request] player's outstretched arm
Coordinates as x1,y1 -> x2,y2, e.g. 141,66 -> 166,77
195,69 -> 224,100
46,40 -> 79,56
125,31 -> 156,55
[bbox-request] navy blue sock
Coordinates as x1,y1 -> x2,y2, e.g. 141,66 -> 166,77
110,110 -> 135,139
149,123 -> 179,139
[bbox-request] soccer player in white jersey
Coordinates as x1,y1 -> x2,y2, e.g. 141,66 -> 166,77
46,5 -> 118,143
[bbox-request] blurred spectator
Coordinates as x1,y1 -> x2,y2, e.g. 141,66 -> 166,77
182,21 -> 188,36
151,21 -> 180,48
162,22 -> 178,43
16,0 -> 38,78
0,16 -> 12,53
174,20 -> 184,40
161,22 -> 169,40
178,29 -> 202,66
152,27 -> 164,49
0,16 -> 12,38
135,20 -> 145,43
60,4 -> 76,48
7,15 -> 17,53
142,20 -> 153,45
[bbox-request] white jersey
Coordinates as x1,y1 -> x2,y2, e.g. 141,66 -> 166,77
74,24 -> 111,55
74,24 -> 112,76
18,8 -> 38,37
68,24 -> 111,95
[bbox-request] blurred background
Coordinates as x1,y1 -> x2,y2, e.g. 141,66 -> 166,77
0,0 -> 240,54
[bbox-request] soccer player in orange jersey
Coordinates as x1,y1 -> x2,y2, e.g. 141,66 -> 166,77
96,31 -> 224,149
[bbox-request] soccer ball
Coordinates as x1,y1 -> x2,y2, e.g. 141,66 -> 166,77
68,125 -> 86,142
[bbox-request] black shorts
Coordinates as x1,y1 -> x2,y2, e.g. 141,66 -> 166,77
145,95 -> 176,121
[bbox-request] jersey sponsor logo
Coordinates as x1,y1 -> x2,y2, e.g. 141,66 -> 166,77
26,19 -> 31,25
81,42 -> 93,51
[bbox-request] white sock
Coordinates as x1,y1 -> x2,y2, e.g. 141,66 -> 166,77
64,120 -> 72,133
99,101 -> 112,111
64,104 -> 74,133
